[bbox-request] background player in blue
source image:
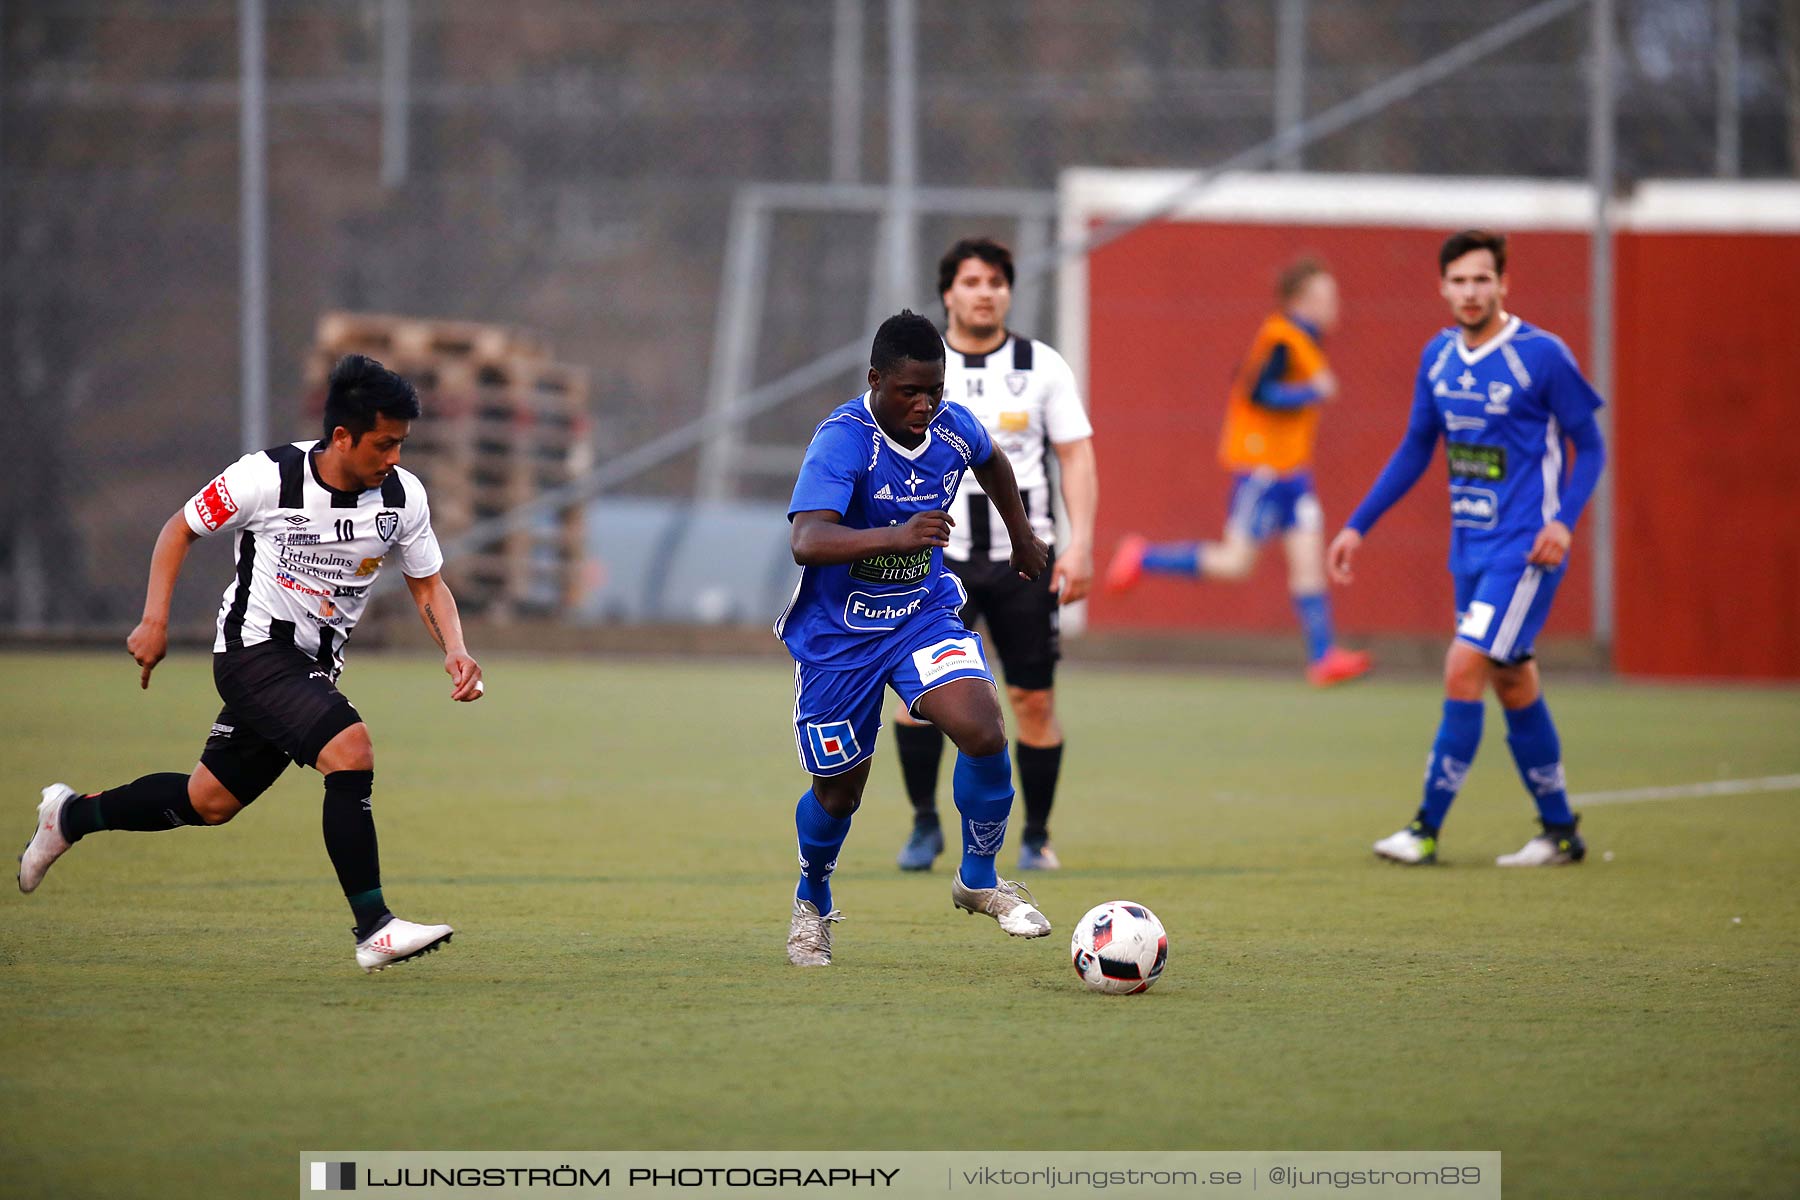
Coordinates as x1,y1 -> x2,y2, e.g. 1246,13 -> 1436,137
1326,230 -> 1606,867
776,310 -> 1052,966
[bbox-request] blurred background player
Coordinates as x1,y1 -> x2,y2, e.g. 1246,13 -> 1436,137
1327,230 -> 1606,867
890,238 -> 1098,873
16,355 -> 485,971
1105,257 -> 1370,687
778,310 -> 1052,966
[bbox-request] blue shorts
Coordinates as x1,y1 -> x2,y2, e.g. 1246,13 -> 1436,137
1453,561 -> 1564,664
1225,470 -> 1323,542
791,609 -> 997,777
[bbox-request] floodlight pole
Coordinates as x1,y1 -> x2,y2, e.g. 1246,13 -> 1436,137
1715,0 -> 1740,177
1588,0 -> 1616,651
239,0 -> 269,453
1275,0 -> 1307,170
831,0 -> 864,183
881,0 -> 918,315
381,0 -> 411,189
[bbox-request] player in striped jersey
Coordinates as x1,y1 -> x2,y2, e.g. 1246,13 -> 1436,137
1328,231 -> 1606,867
889,238 -> 1098,873
1105,256 -> 1371,686
17,355 -> 484,970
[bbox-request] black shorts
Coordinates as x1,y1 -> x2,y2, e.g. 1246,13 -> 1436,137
199,642 -> 362,804
947,551 -> 1060,692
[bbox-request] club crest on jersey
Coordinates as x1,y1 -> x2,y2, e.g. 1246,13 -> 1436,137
193,476 -> 238,531
1005,371 -> 1028,397
1486,381 -> 1513,413
375,509 -> 400,542
942,471 -> 960,501
806,721 -> 860,769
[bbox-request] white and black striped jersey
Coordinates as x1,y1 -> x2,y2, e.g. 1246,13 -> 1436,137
943,333 -> 1092,562
183,441 -> 443,673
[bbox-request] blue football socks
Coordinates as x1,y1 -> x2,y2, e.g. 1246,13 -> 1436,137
1420,699 -> 1485,831
1292,592 -> 1335,664
1504,697 -> 1575,827
794,789 -> 851,914
1141,542 -> 1202,577
951,748 -> 1014,889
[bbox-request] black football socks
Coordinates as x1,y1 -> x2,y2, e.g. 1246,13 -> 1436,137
1016,741 -> 1064,847
321,770 -> 389,939
61,773 -> 203,840
893,721 -> 945,830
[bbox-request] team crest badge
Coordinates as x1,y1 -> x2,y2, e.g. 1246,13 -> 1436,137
942,471 -> 960,500
806,721 -> 860,770
1005,371 -> 1028,396
375,510 -> 400,542
1486,381 -> 1513,413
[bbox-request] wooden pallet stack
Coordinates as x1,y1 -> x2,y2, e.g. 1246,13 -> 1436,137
304,312 -> 592,619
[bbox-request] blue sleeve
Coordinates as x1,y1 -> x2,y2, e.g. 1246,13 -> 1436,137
1347,365 -> 1440,535
788,419 -> 867,520
1544,341 -> 1606,529
1249,342 -> 1326,410
948,402 -> 994,466
1557,418 -> 1605,529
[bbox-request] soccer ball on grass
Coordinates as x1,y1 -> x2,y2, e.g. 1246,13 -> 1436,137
1070,900 -> 1167,994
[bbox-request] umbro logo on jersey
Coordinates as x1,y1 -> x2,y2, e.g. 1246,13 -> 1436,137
284,515 -> 309,525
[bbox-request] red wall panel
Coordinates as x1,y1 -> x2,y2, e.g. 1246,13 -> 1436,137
1084,221 -> 1594,641
1612,232 -> 1800,678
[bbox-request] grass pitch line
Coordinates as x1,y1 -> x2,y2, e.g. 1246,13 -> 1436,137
1573,773 -> 1800,807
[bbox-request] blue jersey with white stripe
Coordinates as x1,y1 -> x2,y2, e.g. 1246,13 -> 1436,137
1410,317 -> 1603,573
777,394 -> 994,668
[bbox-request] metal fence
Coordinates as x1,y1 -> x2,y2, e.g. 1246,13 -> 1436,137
2,0 -> 1794,633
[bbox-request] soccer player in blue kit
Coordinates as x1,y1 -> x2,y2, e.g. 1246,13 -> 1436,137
1327,231 -> 1606,867
777,311 -> 1053,965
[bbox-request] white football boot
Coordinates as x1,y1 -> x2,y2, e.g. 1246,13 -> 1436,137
786,896 -> 844,966
355,916 -> 454,973
18,784 -> 78,894
1496,820 -> 1586,867
1373,820 -> 1438,865
951,873 -> 1051,937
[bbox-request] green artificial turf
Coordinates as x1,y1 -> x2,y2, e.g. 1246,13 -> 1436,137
2,651 -> 1795,1198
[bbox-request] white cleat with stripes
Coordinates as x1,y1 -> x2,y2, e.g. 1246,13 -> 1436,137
355,916 -> 455,973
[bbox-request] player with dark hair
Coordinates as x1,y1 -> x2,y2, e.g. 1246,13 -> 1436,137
18,354 -> 484,970
890,236 -> 1098,873
778,310 -> 1052,966
1106,256 -> 1371,686
1328,230 -> 1606,866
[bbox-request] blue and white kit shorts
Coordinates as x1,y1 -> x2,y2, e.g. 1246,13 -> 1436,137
1453,560 -> 1565,664
1225,469 -> 1323,542
790,608 -> 996,776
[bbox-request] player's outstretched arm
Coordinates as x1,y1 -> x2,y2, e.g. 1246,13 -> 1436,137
403,571 -> 484,701
790,509 -> 950,566
970,447 -> 1049,582
127,511 -> 202,689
